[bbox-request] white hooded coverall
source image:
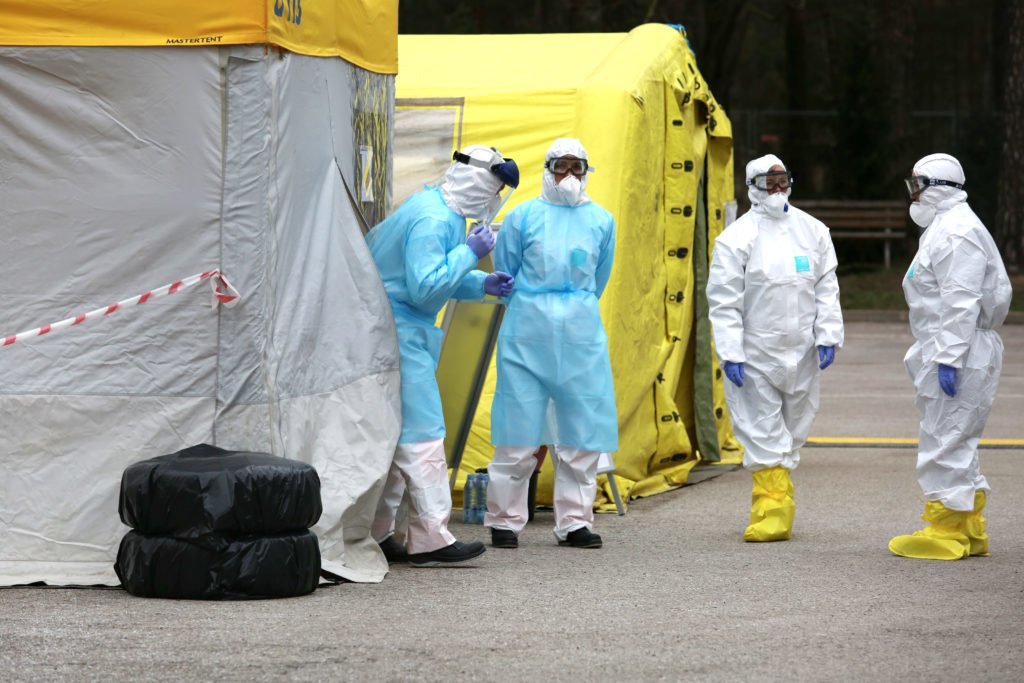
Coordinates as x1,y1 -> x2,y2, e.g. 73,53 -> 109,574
706,154 -> 844,471
904,153 -> 1012,511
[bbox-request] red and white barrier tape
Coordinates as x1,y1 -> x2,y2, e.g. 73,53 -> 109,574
2,269 -> 240,349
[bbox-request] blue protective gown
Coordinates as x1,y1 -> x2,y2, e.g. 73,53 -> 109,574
491,198 -> 618,452
366,187 -> 486,443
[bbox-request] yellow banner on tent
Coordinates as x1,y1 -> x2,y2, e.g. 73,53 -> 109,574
0,0 -> 397,74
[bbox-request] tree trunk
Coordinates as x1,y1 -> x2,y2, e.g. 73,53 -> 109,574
996,0 -> 1024,269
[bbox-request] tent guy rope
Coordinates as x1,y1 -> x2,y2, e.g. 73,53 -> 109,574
1,269 -> 240,349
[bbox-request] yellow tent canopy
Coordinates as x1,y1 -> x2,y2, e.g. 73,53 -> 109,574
397,24 -> 742,510
0,0 -> 397,73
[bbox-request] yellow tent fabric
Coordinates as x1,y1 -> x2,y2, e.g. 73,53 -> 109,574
0,0 -> 397,74
397,24 -> 742,510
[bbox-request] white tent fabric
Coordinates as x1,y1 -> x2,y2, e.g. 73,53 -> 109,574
0,45 -> 400,585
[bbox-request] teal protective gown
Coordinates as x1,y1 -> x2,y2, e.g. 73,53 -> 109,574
491,198 -> 618,452
366,187 -> 485,443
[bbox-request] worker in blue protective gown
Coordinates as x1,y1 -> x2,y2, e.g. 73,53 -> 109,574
889,153 -> 1012,561
485,138 -> 617,550
706,154 -> 844,542
366,144 -> 518,567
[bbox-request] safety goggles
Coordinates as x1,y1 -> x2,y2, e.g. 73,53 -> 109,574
903,175 -> 963,199
545,157 -> 589,177
452,150 -> 520,188
747,170 -> 792,192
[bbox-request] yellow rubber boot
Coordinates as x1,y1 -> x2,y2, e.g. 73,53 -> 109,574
889,500 -> 970,560
965,490 -> 990,557
743,466 -> 795,542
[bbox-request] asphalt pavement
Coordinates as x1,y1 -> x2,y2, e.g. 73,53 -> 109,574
1,320 -> 1022,682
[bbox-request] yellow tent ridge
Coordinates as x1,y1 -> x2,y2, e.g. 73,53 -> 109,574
0,0 -> 398,74
808,437 -> 1024,449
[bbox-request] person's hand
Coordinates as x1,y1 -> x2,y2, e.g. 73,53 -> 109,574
466,223 -> 495,258
484,271 -> 515,297
938,363 -> 957,397
818,345 -> 836,370
723,361 -> 744,387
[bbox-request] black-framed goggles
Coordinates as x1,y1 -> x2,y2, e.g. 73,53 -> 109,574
452,150 -> 520,188
904,175 -> 963,199
747,170 -> 792,192
545,156 -> 590,177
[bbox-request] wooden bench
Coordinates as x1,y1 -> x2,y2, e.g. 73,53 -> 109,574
797,200 -> 907,269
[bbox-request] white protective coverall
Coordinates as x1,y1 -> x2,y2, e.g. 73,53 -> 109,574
902,153 -> 1012,512
706,154 -> 844,472
365,145 -> 505,555
486,138 -> 617,542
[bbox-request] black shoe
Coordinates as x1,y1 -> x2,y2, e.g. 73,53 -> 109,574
559,527 -> 603,549
491,529 -> 518,548
408,541 -> 486,567
378,536 -> 408,563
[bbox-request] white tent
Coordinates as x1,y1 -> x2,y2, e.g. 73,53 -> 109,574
0,7 -> 400,585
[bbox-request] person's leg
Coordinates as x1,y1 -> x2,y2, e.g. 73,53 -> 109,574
779,348 -> 822,471
892,333 -> 1001,560
391,439 -> 456,555
550,446 -> 601,546
485,445 -> 539,538
371,464 -> 406,543
726,365 -> 793,471
725,366 -> 796,542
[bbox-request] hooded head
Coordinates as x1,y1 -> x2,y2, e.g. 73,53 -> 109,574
541,137 -> 592,207
909,153 -> 967,207
906,153 -> 968,228
439,144 -> 508,221
746,154 -> 791,219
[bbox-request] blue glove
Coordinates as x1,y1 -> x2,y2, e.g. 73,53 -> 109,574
938,364 -> 957,397
723,361 -> 744,387
484,271 -> 515,297
466,224 -> 495,258
818,345 -> 836,370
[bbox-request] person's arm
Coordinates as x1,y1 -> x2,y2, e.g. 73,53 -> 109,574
931,232 -> 987,369
706,236 -> 748,364
493,209 -> 523,284
595,214 -> 616,298
813,229 -> 844,349
404,217 -> 479,311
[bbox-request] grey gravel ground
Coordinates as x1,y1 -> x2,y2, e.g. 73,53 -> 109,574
2,320 -> 1022,682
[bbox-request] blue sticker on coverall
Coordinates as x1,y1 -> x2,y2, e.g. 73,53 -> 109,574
571,248 -> 587,266
794,255 -> 810,272
906,262 -> 916,279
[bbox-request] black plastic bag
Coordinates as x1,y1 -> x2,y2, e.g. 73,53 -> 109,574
119,444 -> 322,537
115,530 -> 321,600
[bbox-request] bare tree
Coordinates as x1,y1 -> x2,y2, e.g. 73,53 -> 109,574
996,1 -> 1024,269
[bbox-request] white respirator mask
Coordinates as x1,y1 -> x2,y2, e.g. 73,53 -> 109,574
556,175 -> 584,205
761,192 -> 789,218
909,202 -> 936,228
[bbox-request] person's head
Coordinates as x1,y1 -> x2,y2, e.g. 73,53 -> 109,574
746,154 -> 791,217
904,153 -> 965,204
441,144 -> 519,221
542,138 -> 592,206
904,153 -> 967,228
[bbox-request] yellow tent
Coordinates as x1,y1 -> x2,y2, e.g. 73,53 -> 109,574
396,24 -> 742,510
0,0 -> 397,73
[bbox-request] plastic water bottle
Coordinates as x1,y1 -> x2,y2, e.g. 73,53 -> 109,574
463,474 -> 477,524
475,473 -> 489,525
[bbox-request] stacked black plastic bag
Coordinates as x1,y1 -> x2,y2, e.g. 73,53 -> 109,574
115,444 -> 323,600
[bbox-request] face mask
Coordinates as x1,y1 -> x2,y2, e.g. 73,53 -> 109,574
762,192 -> 788,218
556,175 -> 583,206
909,202 -> 935,228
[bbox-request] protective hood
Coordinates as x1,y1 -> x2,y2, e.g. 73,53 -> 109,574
746,154 -> 791,215
439,144 -> 507,220
541,137 -> 591,206
912,152 -> 968,211
745,154 -> 790,219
